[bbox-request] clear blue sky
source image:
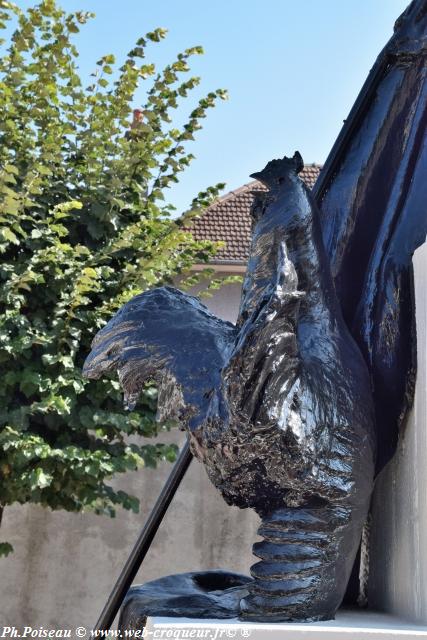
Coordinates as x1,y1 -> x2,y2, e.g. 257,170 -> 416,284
21,0 -> 409,212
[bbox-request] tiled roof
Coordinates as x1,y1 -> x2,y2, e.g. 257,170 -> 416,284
190,164 -> 322,264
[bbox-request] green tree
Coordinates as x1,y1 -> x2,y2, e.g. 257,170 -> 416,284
0,0 -> 229,556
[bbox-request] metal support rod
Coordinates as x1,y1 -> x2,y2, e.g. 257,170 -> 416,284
93,441 -> 193,632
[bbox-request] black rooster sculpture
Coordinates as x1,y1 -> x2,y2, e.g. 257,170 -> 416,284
84,153 -> 376,622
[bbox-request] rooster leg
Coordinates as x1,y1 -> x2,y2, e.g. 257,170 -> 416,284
241,501 -> 367,622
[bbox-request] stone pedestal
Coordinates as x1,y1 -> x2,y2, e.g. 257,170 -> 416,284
146,610 -> 427,639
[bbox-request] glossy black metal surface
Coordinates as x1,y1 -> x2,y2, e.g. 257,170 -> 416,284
84,287 -> 237,432
314,0 -> 427,472
84,155 -> 376,622
119,571 -> 252,629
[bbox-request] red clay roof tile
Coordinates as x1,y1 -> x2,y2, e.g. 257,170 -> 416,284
190,164 -> 322,264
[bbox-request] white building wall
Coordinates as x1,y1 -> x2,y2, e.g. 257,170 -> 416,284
198,281 -> 243,323
368,242 -> 427,623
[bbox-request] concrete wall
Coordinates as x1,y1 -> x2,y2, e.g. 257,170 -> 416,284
0,277 -> 261,629
184,278 -> 243,324
368,242 -> 427,624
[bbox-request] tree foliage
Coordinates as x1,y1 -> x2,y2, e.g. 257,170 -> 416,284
0,0 -> 229,553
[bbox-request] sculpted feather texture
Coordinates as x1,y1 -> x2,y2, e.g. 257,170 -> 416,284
83,154 -> 376,622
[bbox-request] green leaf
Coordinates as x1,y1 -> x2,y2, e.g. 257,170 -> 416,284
0,543 -> 13,557
30,468 -> 53,490
0,227 -> 19,244
3,163 -> 19,175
